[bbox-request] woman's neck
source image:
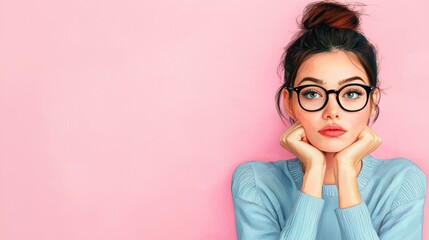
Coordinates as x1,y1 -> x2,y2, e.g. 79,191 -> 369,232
323,152 -> 337,185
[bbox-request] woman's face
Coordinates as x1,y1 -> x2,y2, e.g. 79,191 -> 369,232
283,50 -> 379,153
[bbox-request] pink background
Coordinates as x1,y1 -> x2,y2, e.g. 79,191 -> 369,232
0,0 -> 428,239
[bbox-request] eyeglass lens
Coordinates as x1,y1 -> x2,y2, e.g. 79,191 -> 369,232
299,85 -> 368,111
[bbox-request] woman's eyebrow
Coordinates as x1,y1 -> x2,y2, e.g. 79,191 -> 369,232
338,76 -> 365,85
297,76 -> 364,85
297,77 -> 323,85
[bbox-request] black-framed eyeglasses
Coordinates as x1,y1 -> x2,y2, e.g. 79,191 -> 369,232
287,83 -> 375,112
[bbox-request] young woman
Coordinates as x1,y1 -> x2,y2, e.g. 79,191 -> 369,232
231,1 -> 427,239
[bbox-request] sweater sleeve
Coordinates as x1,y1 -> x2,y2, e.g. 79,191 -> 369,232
334,201 -> 379,239
231,162 -> 325,240
334,165 -> 427,240
378,165 -> 427,239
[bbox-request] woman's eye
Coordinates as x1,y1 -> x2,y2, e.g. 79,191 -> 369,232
344,91 -> 362,99
302,90 -> 321,99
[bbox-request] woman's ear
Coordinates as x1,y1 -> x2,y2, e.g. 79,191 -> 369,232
370,88 -> 380,117
282,89 -> 296,120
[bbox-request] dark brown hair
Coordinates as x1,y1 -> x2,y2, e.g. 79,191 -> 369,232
275,0 -> 380,125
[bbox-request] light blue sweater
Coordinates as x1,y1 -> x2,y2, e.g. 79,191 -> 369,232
231,155 -> 427,239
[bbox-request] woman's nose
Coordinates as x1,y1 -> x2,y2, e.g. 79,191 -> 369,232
322,94 -> 340,119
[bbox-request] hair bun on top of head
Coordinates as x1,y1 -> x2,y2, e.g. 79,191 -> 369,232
301,1 -> 362,31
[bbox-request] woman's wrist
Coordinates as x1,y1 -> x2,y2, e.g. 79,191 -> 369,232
336,166 -> 361,208
302,165 -> 326,198
334,159 -> 360,180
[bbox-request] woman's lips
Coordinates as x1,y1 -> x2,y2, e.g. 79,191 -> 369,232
318,124 -> 347,137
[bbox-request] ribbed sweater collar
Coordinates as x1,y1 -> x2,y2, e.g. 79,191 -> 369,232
287,155 -> 374,197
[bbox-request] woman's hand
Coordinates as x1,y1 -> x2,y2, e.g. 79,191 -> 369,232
280,122 -> 326,198
280,122 -> 326,170
333,126 -> 382,172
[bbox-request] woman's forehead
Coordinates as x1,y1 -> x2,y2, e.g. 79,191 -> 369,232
295,50 -> 369,86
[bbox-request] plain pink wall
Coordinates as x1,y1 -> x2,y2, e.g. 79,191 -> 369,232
0,0 -> 428,239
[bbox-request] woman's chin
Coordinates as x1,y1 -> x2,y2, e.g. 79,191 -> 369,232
306,134 -> 356,153
319,147 -> 346,153
312,142 -> 349,153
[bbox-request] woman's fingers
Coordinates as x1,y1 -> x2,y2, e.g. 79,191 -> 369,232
359,127 -> 382,153
280,123 -> 308,150
279,123 -> 324,164
364,127 -> 382,153
280,123 -> 302,147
